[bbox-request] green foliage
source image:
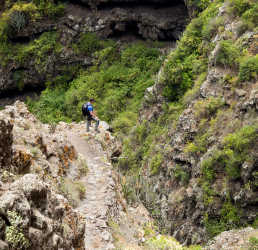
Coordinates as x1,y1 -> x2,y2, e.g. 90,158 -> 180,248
13,70 -> 27,91
150,153 -> 164,175
27,43 -> 162,125
145,234 -> 203,250
59,178 -> 86,206
79,32 -> 102,56
194,96 -> 225,118
36,0 -> 66,18
200,125 -> 257,185
190,0 -> 211,11
10,11 -> 25,32
120,174 -> 162,225
0,0 -> 66,65
223,126 -> 257,178
162,1 -> 221,101
216,39 -> 243,66
204,199 -> 241,238
16,31 -> 62,71
185,131 -> 211,154
239,55 -> 258,81
5,210 -> 29,250
247,237 -> 258,250
173,165 -> 190,184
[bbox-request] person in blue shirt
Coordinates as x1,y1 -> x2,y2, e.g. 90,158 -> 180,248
86,98 -> 100,132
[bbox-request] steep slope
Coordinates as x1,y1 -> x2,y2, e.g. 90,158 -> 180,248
117,0 -> 258,246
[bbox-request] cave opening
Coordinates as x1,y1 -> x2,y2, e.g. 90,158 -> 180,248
97,0 -> 186,11
0,86 -> 45,107
11,36 -> 30,44
108,22 -> 144,43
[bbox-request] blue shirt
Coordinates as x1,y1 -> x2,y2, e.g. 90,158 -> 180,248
87,102 -> 93,116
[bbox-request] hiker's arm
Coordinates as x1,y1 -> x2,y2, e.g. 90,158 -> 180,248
89,111 -> 99,120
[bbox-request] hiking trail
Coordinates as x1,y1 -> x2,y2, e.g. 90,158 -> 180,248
60,126 -> 117,250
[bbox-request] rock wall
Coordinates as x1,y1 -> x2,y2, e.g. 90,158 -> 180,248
127,2 -> 258,246
0,174 -> 85,250
0,115 -> 13,169
0,101 -> 86,249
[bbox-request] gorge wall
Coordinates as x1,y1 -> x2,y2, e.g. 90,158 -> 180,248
0,0 -> 190,98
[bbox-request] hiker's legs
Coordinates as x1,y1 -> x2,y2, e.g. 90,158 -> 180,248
86,118 -> 91,132
91,116 -> 100,131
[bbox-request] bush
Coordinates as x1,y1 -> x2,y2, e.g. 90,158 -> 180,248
5,211 -> 29,250
59,178 -> 86,206
194,96 -> 225,118
247,237 -> 258,250
239,55 -> 258,81
150,153 -> 164,175
204,199 -> 241,238
173,165 -> 190,184
10,11 -> 26,32
79,32 -> 101,56
216,39 -> 243,66
162,1 -> 221,101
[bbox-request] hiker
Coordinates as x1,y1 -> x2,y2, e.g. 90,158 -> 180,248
82,98 -> 100,132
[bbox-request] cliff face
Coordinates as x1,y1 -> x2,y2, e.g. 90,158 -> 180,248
0,102 -> 86,249
0,0 -> 189,96
118,0 -> 258,246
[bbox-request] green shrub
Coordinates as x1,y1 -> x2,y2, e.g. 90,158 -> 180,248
204,199 -> 241,238
216,39 -> 243,66
229,0 -> 255,16
59,178 -> 86,206
150,153 -> 164,175
194,96 -> 225,118
5,210 -> 29,250
239,55 -> 258,81
173,165 -> 190,184
79,32 -> 101,56
247,237 -> 258,250
13,70 -> 27,91
163,1 -> 221,101
10,11 -> 26,32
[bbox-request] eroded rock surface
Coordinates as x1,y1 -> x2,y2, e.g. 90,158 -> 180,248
0,101 -> 86,249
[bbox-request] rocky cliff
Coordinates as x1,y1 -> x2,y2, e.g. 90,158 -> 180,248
0,0 -> 190,96
0,101 -> 86,249
117,0 -> 258,246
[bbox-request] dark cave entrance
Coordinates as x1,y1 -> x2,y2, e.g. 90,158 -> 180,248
108,22 -> 144,43
11,36 -> 30,44
0,86 -> 45,107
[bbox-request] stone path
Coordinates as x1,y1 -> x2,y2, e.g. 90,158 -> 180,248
67,132 -> 116,250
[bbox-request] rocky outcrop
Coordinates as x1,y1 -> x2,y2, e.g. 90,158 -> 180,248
0,115 -> 13,169
0,101 -> 87,249
0,174 -> 85,250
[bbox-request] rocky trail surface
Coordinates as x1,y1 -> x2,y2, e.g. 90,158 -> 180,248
55,123 -> 155,250
67,132 -> 116,250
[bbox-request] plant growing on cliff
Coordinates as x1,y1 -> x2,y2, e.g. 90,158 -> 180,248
10,11 -> 26,32
239,55 -> 258,81
5,210 -> 29,250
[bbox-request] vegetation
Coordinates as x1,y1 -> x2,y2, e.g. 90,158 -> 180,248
3,0 -> 258,246
27,41 -> 163,125
0,0 -> 66,66
162,1 -> 223,101
5,210 -> 29,250
246,237 -> 258,250
58,178 -> 86,206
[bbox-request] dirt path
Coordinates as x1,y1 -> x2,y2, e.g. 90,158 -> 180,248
67,132 -> 116,250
